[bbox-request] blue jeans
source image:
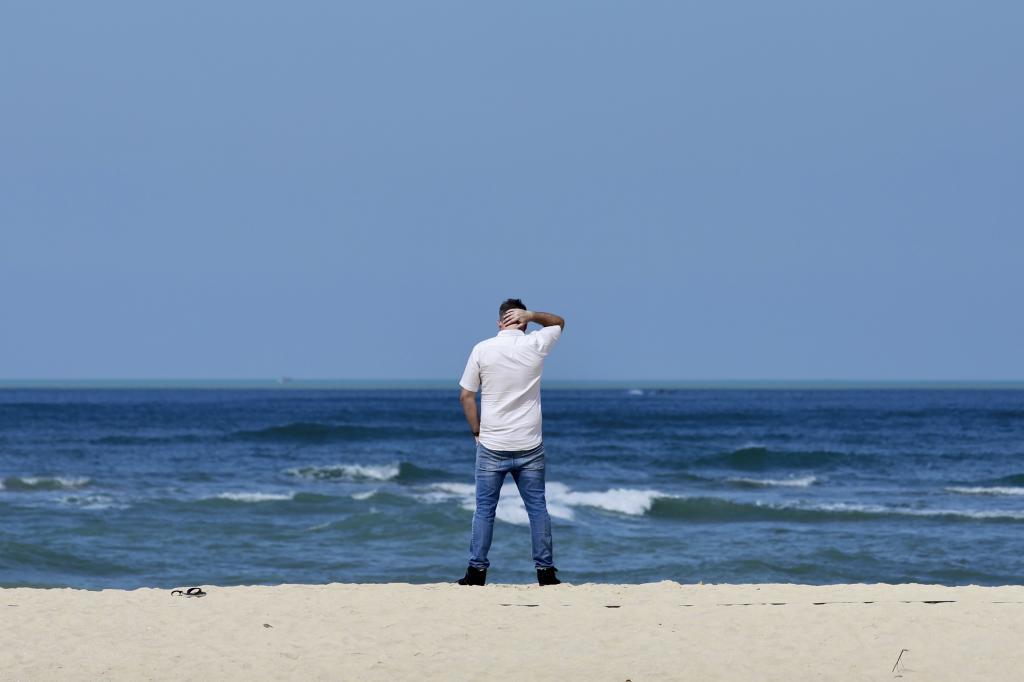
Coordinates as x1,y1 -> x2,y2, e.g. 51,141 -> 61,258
469,442 -> 554,570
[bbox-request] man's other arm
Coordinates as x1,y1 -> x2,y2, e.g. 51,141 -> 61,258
502,309 -> 565,330
460,388 -> 480,442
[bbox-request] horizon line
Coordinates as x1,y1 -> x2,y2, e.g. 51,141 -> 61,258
2,378 -> 1024,390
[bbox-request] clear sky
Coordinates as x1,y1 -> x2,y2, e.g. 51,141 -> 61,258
2,1 -> 1021,381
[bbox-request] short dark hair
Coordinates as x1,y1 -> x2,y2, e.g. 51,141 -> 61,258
499,298 -> 526,319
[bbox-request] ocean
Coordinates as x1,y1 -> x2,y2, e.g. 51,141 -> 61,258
1,385 -> 1022,588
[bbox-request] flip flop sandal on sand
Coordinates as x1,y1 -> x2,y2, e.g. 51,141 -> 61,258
171,587 -> 207,598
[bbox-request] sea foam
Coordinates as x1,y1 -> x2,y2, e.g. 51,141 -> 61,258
646,497 -> 1024,523
727,475 -> 818,488
287,463 -> 400,482
945,486 -> 1024,497
213,491 -> 296,502
57,494 -> 126,510
419,481 -> 672,526
2,476 -> 92,491
811,501 -> 1024,521
554,483 -> 668,515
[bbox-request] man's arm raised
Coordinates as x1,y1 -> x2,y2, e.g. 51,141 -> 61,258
502,309 -> 565,330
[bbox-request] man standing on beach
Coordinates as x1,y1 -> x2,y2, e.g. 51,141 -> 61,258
456,299 -> 565,587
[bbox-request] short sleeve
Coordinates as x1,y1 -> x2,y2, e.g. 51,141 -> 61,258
529,325 -> 562,357
458,347 -> 481,392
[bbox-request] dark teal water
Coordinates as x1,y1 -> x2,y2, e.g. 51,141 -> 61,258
1,388 -> 1022,588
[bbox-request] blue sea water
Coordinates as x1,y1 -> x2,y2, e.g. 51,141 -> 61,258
1,386 -> 1022,588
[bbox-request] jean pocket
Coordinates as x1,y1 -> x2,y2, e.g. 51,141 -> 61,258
520,450 -> 546,471
476,448 -> 504,473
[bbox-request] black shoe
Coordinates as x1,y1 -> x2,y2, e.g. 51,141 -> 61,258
457,566 -> 487,586
537,567 -> 561,586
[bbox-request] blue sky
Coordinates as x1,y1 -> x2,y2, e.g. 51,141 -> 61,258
2,1 -> 1021,380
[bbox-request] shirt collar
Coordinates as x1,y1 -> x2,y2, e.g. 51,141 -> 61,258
496,329 -> 525,337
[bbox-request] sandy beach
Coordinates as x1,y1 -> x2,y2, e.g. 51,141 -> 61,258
2,581 -> 1022,681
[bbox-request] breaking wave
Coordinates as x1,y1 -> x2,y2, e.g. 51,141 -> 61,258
410,483 -> 1024,525
726,475 -> 819,488
57,494 -> 126,510
1,476 -> 91,492
697,446 -> 855,471
287,463 -> 399,481
286,461 -> 449,483
946,486 -> 1024,497
200,491 -> 336,504
991,473 -> 1024,486
649,497 -> 1024,523
418,481 -> 673,526
212,491 -> 297,502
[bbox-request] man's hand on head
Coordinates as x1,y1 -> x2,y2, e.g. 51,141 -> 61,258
501,309 -> 533,328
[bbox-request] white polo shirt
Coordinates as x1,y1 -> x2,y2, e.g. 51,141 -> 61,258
458,325 -> 562,451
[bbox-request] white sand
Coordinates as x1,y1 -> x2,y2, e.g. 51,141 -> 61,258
2,582 -> 1022,681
